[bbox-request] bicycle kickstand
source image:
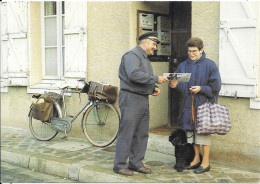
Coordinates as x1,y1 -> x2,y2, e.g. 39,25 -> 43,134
61,125 -> 68,139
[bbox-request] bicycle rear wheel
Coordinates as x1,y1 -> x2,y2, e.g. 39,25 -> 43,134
29,103 -> 60,141
82,101 -> 120,147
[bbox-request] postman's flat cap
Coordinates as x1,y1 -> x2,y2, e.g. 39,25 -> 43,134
139,31 -> 160,44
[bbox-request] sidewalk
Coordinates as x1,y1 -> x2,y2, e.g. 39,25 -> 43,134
1,125 -> 260,183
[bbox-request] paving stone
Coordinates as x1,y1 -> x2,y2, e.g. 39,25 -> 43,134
164,178 -> 182,183
199,178 -> 218,183
232,177 -> 260,183
46,141 -> 91,151
216,178 -> 233,183
229,173 -> 248,179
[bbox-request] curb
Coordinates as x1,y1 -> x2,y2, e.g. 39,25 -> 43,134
1,148 -> 140,182
2,148 -> 31,168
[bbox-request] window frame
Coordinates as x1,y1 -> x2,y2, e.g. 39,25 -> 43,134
41,1 -> 64,80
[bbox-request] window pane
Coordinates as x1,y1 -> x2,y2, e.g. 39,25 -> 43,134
62,16 -> 65,45
62,1 -> 65,14
45,17 -> 57,46
44,2 -> 56,16
62,47 -> 65,76
45,48 -> 58,76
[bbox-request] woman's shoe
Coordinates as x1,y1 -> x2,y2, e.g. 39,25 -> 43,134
194,165 -> 210,174
186,162 -> 201,170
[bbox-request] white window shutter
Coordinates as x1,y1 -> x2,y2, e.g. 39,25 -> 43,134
64,2 -> 87,85
219,1 -> 259,98
1,2 -> 8,89
1,2 -> 29,86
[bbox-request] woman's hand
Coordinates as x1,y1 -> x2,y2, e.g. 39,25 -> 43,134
169,80 -> 178,88
190,86 -> 201,94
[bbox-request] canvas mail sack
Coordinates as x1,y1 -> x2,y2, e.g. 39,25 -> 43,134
87,81 -> 118,103
32,94 -> 54,122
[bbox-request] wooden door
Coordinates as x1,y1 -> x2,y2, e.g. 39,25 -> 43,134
169,2 -> 191,125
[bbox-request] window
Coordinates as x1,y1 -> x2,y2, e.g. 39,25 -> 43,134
42,1 -> 65,79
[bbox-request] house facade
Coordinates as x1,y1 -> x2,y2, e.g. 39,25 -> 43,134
1,1 -> 260,170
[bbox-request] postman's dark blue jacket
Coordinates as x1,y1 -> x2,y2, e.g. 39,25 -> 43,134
174,52 -> 221,130
118,46 -> 158,95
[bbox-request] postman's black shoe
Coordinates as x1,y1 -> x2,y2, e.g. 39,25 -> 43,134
186,162 -> 201,170
194,165 -> 210,174
113,168 -> 133,176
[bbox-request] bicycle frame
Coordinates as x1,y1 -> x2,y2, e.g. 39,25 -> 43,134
56,89 -> 92,124
29,84 -> 120,146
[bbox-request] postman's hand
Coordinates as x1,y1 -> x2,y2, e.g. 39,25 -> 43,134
152,87 -> 160,96
158,76 -> 168,84
169,80 -> 178,88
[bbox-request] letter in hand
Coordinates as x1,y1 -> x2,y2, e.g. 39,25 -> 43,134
158,76 -> 168,84
169,80 -> 178,88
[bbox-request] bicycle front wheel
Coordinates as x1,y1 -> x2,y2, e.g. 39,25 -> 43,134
82,101 -> 120,147
29,103 -> 60,141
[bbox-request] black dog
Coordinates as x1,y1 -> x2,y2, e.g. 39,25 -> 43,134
169,128 -> 201,172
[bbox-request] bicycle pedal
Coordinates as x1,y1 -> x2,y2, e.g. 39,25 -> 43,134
61,135 -> 68,139
68,115 -> 74,118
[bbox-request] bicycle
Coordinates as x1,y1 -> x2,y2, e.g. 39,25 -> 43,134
28,80 -> 120,147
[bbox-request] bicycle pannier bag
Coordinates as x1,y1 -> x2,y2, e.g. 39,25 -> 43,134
196,102 -> 231,135
88,81 -> 118,103
32,94 -> 54,122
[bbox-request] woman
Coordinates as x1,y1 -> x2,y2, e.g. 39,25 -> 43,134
169,37 -> 221,174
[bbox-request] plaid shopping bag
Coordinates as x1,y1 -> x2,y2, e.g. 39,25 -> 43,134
196,102 -> 231,135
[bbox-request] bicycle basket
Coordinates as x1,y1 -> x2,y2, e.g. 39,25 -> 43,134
88,81 -> 118,103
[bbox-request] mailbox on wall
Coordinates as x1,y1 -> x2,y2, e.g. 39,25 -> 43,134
137,11 -> 172,60
157,16 -> 171,31
139,13 -> 154,30
157,16 -> 171,56
158,31 -> 171,44
157,44 -> 171,56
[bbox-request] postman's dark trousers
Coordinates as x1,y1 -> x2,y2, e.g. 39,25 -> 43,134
113,90 -> 150,170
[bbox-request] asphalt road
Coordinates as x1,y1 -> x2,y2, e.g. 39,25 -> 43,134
1,161 -> 80,183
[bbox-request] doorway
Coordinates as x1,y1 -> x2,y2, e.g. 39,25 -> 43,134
169,2 -> 191,126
